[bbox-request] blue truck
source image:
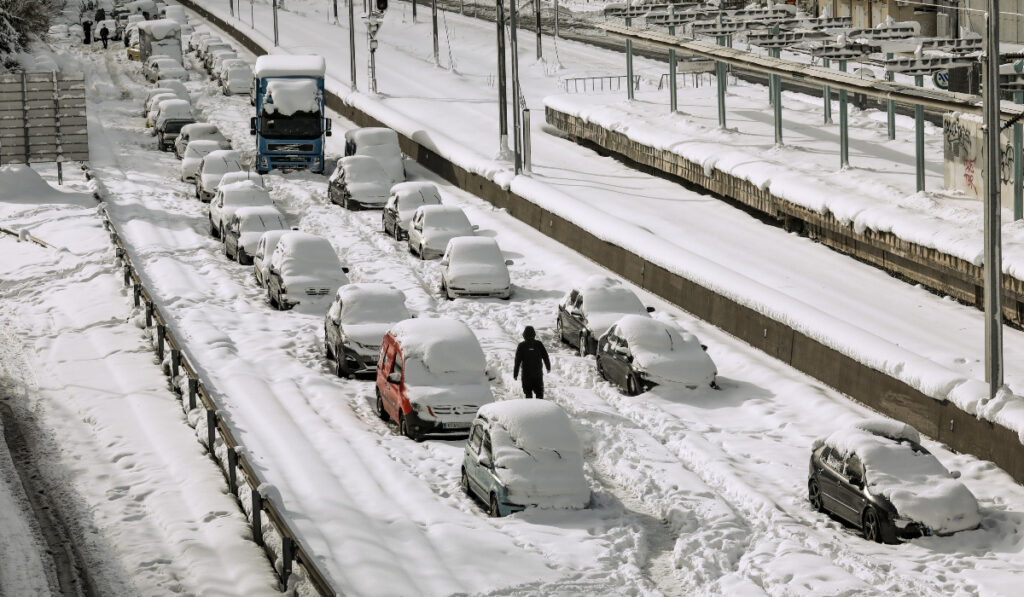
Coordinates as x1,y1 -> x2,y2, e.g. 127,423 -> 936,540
250,55 -> 331,174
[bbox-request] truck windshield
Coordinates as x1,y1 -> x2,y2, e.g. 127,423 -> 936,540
260,110 -> 322,140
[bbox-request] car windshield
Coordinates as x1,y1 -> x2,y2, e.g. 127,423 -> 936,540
341,296 -> 407,325
205,158 -> 241,176
259,110 -> 321,140
240,213 -> 282,233
451,242 -> 502,265
424,210 -> 470,230
162,120 -> 189,134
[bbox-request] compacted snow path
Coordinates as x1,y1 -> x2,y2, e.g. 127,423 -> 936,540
44,10 -> 1024,595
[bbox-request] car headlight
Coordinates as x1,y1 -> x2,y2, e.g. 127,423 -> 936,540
260,156 -> 269,168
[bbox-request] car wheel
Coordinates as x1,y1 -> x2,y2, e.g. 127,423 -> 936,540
489,494 -> 500,518
460,468 -> 470,496
336,353 -> 350,379
224,242 -> 232,259
381,216 -> 388,235
441,279 -> 453,301
210,219 -> 218,238
393,224 -> 402,241
862,507 -> 883,543
375,389 -> 389,421
578,332 -> 589,357
268,288 -> 278,308
626,373 -> 641,396
596,357 -> 608,382
808,480 -> 824,512
324,333 -> 333,359
556,317 -> 564,343
399,414 -> 419,442
418,243 -> 426,260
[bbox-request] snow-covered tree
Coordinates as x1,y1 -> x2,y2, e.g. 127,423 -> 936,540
0,0 -> 56,55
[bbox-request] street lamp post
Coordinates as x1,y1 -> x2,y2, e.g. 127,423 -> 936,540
349,0 -> 357,90
982,5 -> 1005,398
273,0 -> 279,46
496,0 -> 509,158
510,0 -> 522,173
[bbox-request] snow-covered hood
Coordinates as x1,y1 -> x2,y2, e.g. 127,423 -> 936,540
347,181 -> 388,204
281,270 -> 349,296
340,322 -> 389,354
423,229 -> 469,251
405,380 -> 493,409
496,448 -> 590,509
446,263 -> 509,289
585,311 -> 628,338
634,345 -> 716,388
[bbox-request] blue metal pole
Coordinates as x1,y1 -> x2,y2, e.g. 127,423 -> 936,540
840,60 -> 848,167
886,52 -> 895,140
716,35 -> 726,128
915,74 -> 925,192
669,23 -> 677,112
823,56 -> 832,124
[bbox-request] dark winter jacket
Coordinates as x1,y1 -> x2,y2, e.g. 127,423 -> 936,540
514,339 -> 550,380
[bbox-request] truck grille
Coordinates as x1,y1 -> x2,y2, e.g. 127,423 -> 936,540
268,143 -> 315,153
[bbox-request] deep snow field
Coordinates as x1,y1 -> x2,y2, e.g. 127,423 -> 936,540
2,1 -> 1024,595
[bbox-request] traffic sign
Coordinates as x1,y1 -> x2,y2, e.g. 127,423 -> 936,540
933,70 -> 949,89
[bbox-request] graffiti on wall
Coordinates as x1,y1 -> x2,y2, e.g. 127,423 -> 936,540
943,113 -> 1015,206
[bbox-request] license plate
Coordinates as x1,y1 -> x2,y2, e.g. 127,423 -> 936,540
442,423 -> 469,430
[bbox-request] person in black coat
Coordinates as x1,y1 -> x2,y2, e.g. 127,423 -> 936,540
99,25 -> 109,49
513,326 -> 550,399
83,20 -> 93,44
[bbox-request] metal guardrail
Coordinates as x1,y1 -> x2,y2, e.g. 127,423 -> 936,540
82,163 -> 337,595
562,74 -> 640,93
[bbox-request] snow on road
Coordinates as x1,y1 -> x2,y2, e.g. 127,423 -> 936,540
43,9 -> 1024,595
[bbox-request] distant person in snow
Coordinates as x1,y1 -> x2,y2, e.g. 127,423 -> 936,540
99,25 -> 109,49
83,20 -> 92,44
513,326 -> 550,399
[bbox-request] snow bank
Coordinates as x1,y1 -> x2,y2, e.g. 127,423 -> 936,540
820,426 -> 981,534
263,79 -> 319,116
480,400 -> 590,509
0,164 -> 90,204
253,54 -> 325,78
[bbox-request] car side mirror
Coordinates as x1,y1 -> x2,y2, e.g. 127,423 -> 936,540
386,371 -> 401,384
249,116 -> 256,135
950,470 -> 962,479
701,344 -> 708,352
849,474 -> 864,488
439,258 -> 449,266
646,306 -> 655,313
342,266 -> 351,274
471,225 -> 480,231
477,454 -> 492,468
325,118 -> 332,137
504,259 -> 513,266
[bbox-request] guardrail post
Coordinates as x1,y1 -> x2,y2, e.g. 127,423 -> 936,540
188,377 -> 198,410
170,349 -> 181,380
252,492 -> 264,546
227,448 -> 238,494
668,23 -> 677,113
156,324 -> 165,362
280,536 -> 295,590
206,409 -> 218,461
914,74 -> 925,192
885,52 -> 895,140
716,35 -> 727,128
123,264 -> 131,288
145,301 -> 153,328
133,284 -> 141,307
522,108 -> 532,174
823,57 -> 832,124
839,60 -> 849,168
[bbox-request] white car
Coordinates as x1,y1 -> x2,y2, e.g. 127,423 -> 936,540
208,180 -> 275,239
195,149 -> 244,202
221,63 -> 253,95
253,230 -> 288,288
596,315 -> 717,394
343,127 -> 405,185
407,205 -> 476,260
142,54 -> 173,80
323,284 -> 411,378
218,170 -> 265,188
154,78 -> 188,100
187,27 -> 211,52
224,206 -> 288,265
439,237 -> 512,300
202,43 -> 233,71
266,232 -> 351,310
173,122 -> 230,159
196,36 -> 224,60
149,60 -> 188,83
143,86 -> 184,116
327,155 -> 391,210
145,92 -> 179,126
208,49 -> 238,77
381,181 -> 442,240
462,400 -> 590,517
180,140 -> 222,183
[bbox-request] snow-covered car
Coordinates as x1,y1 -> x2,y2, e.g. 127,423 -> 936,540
809,419 -> 981,543
148,59 -> 188,83
557,275 -> 654,356
381,181 -> 442,240
224,206 -> 288,265
195,149 -> 244,202
218,170 -> 265,189
153,100 -> 195,151
216,58 -> 247,82
145,92 -> 180,126
142,87 -> 179,116
439,237 -> 512,300
208,49 -> 238,76
324,284 -> 411,378
375,318 -> 494,441
407,205 -> 476,260
173,122 -> 230,159
187,27 -> 211,51
595,315 -> 717,394
202,43 -> 234,71
327,155 -> 391,210
154,78 -> 188,101
462,400 -> 589,517
180,140 -> 222,184
142,54 -> 173,80
344,127 -> 405,185
220,62 -> 252,95
195,36 -> 224,60
253,230 -> 288,288
266,232 -> 351,310
208,180 -> 274,239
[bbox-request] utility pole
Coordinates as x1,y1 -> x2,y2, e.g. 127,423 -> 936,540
273,0 -> 279,46
432,0 -> 439,66
535,0 -> 541,59
510,0 -> 521,173
349,0 -> 357,90
496,0 -> 509,158
982,4 -> 1004,398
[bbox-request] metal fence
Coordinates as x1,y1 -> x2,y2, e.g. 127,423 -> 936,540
561,74 -> 640,94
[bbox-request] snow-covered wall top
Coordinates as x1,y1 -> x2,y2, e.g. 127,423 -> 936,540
254,55 -> 325,78
137,19 -> 181,41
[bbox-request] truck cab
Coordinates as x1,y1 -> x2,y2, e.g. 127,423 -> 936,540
250,55 -> 331,174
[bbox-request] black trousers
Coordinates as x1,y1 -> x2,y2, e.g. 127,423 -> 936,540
521,375 -> 544,399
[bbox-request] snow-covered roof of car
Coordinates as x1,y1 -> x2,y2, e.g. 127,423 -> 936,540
853,418 -> 922,445
218,180 -> 271,202
155,99 -> 192,119
479,400 -> 581,456
218,171 -> 263,187
274,232 -> 340,267
136,19 -> 180,40
345,127 -> 399,146
263,79 -> 320,116
446,236 -> 503,261
816,424 -> 981,534
574,275 -> 647,315
336,284 -> 410,324
234,205 -> 285,229
391,181 -> 440,200
389,318 -> 486,375
201,150 -> 243,173
417,205 -> 471,227
181,122 -> 220,136
155,79 -> 187,95
334,155 -> 388,181
253,54 -> 326,78
183,139 -> 221,157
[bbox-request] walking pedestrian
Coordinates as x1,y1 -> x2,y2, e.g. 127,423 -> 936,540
99,24 -> 109,49
513,326 -> 550,399
82,20 -> 92,45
